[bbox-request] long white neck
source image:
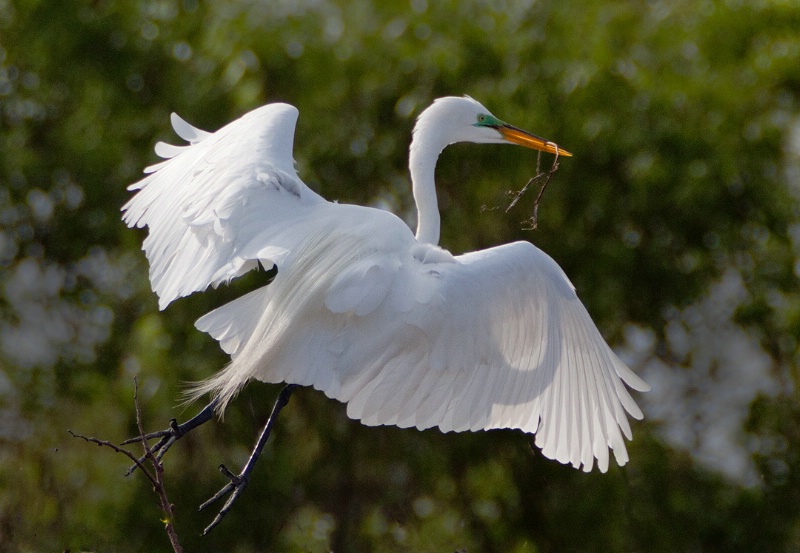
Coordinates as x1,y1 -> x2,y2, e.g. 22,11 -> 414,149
409,124 -> 448,245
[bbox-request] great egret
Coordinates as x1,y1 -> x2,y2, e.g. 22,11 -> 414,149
123,96 -> 648,528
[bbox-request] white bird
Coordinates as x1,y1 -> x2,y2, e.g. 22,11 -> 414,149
123,96 -> 648,475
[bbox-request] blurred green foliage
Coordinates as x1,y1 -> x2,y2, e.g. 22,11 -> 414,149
1,0 -> 799,551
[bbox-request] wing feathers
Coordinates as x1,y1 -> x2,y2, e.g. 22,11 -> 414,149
195,284 -> 272,356
170,112 -> 211,143
124,103 -> 324,309
315,241 -> 645,472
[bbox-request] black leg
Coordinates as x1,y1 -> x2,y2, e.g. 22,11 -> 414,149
123,398 -> 218,475
199,384 -> 298,535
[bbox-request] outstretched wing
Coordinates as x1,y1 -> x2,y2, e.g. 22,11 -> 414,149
123,103 -> 325,309
313,241 -> 647,473
343,242 -> 648,472
193,223 -> 647,472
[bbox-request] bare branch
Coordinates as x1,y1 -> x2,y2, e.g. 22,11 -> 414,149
131,377 -> 183,553
505,148 -> 562,230
67,429 -> 157,485
122,399 -> 217,476
70,377 -> 184,553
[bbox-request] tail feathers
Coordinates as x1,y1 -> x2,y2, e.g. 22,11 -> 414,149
186,283 -> 274,414
182,361 -> 248,417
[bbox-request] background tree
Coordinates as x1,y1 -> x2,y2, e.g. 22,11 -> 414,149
1,0 -> 799,551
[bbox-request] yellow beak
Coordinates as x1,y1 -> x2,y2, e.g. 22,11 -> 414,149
498,125 -> 573,157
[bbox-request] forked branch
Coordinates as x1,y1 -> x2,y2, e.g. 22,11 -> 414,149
69,377 -> 183,553
505,147 -> 563,230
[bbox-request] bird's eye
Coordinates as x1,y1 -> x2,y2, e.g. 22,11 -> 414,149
477,114 -> 487,124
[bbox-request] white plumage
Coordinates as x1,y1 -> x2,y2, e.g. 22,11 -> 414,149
123,97 -> 648,473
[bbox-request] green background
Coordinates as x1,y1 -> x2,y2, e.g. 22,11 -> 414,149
2,0 -> 800,551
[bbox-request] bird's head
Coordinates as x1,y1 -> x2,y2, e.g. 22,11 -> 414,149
413,95 -> 572,157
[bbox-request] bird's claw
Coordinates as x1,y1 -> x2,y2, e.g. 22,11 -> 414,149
197,385 -> 297,534
122,420 -> 182,476
199,464 -> 251,535
120,418 -> 180,446
122,401 -> 217,476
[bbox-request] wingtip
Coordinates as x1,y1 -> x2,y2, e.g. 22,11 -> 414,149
169,111 -> 211,143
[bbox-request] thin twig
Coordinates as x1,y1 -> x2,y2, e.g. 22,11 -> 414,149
526,149 -> 561,230
132,377 -> 183,553
122,399 -> 217,476
505,148 -> 562,230
67,430 -> 158,485
69,377 -> 183,553
506,150 -> 544,213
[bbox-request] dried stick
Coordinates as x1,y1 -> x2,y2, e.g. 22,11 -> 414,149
70,377 -> 183,553
505,147 -> 562,230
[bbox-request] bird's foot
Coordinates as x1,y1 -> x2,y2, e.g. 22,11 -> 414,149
199,464 -> 251,535
122,399 -> 218,475
198,384 -> 297,534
